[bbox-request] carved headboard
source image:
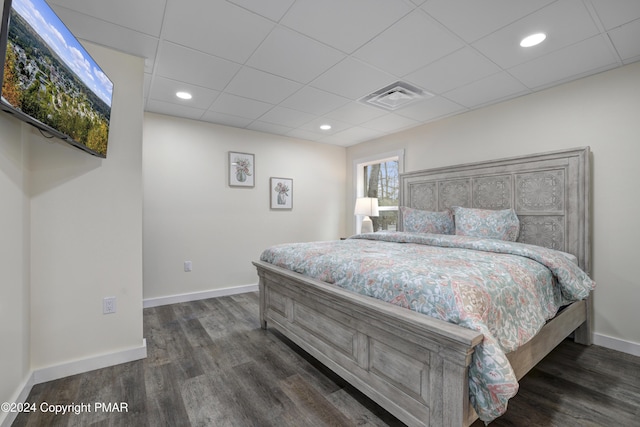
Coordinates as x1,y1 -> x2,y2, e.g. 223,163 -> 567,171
399,147 -> 591,274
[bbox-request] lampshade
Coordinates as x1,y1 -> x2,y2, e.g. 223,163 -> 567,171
354,197 -> 379,217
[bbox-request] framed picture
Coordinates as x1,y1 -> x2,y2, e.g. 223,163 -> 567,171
229,152 -> 255,187
270,177 -> 293,210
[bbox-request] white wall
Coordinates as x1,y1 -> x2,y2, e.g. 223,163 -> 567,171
0,112 -> 30,414
347,62 -> 640,352
27,43 -> 145,370
0,42 -> 144,426
143,113 -> 346,301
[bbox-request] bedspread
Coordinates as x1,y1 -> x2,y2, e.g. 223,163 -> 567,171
260,232 -> 595,422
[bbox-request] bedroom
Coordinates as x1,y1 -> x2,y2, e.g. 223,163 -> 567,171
1,0 -> 639,426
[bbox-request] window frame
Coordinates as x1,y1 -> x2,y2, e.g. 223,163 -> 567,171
353,149 -> 404,234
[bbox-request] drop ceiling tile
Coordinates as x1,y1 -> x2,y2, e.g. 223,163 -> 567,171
320,126 -> 385,146
49,0 -> 166,36
395,96 -> 466,122
609,19 -> 640,63
280,0 -> 413,53
360,113 -> 420,133
146,99 -> 205,121
258,106 -> 317,128
51,7 -> 159,73
148,76 -> 220,109
323,102 -> 387,125
227,0 -> 296,22
354,10 -> 464,77
406,47 -> 501,94
200,111 -> 254,128
472,0 -> 600,69
509,36 -> 619,89
286,128 -> 326,142
225,67 -> 303,104
51,0 -> 640,146
143,58 -> 155,74
246,121 -> 294,135
209,93 -> 274,120
280,87 -> 350,116
590,0 -> 640,30
162,0 -> 274,63
310,58 -> 397,100
156,42 -> 240,91
143,73 -> 152,100
315,135 -> 356,146
443,72 -> 529,108
300,117 -> 351,135
422,0 -> 555,43
246,27 -> 345,84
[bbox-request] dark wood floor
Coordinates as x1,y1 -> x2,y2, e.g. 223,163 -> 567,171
13,292 -> 640,426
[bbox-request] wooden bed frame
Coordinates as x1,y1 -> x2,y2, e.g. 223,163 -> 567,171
254,147 -> 592,426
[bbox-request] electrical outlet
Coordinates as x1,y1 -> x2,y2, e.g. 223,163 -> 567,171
184,260 -> 192,272
103,297 -> 117,314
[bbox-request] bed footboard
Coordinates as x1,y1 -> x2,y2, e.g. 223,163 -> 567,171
255,260 -> 484,427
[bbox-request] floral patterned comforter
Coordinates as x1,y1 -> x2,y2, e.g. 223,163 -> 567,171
260,231 -> 595,422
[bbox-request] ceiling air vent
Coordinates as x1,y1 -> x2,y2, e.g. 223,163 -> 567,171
359,81 -> 431,111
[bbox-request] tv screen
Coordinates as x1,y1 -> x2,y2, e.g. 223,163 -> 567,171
0,0 -> 113,158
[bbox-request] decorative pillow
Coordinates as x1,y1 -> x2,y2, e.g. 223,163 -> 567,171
452,206 -> 520,241
400,206 -> 455,235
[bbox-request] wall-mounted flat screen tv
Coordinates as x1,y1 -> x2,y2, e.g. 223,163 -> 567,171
0,0 -> 113,158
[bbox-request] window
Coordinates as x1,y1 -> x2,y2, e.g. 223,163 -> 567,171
364,160 -> 399,231
354,150 -> 404,233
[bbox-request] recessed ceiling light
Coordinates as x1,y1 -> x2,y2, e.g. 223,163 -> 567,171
176,91 -> 192,100
320,124 -> 332,130
520,33 -> 546,48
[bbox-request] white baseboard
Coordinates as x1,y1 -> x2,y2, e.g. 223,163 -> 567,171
0,371 -> 35,427
0,340 -> 146,427
33,339 -> 147,384
594,333 -> 640,357
143,283 -> 259,308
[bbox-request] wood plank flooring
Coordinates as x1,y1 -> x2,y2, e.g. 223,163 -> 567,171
12,292 -> 640,426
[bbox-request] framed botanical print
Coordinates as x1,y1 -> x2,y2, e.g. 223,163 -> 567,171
229,152 -> 254,187
270,177 -> 293,209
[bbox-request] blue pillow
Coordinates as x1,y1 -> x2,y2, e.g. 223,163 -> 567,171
401,206 -> 454,235
452,206 -> 520,241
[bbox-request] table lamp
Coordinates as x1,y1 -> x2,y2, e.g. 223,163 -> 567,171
354,197 -> 379,234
